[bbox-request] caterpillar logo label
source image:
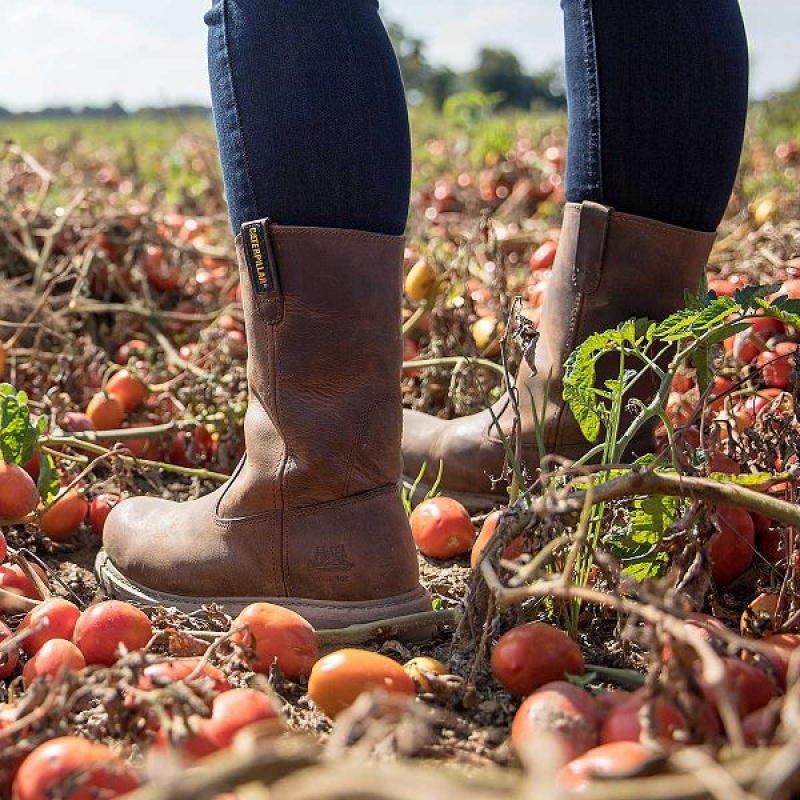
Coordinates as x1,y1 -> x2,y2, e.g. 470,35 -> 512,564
241,219 -> 278,295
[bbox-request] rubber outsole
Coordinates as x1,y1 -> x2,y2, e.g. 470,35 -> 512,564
95,549 -> 434,633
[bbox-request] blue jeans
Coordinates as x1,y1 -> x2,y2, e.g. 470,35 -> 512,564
206,1 -> 748,236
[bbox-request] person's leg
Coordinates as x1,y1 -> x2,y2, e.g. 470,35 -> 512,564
97,1 -> 431,625
205,0 -> 411,234
401,1 -> 749,509
563,0 -> 749,232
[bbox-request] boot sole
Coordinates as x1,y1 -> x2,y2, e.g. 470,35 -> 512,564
95,549 -> 435,635
402,476 -> 503,513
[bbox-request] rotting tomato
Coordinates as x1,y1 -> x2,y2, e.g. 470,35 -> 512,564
511,681 -> 600,762
231,602 -> 318,680
60,412 -> 97,433
22,639 -> 85,688
409,497 -> 474,560
710,505 -> 755,586
12,736 -> 140,800
38,488 -> 88,541
18,598 -> 81,655
0,463 -> 39,520
106,369 -> 148,412
308,648 -> 415,719
73,600 -> 153,666
491,622 -> 585,698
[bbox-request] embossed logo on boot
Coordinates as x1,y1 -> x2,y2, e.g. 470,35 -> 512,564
240,218 -> 280,296
307,545 -> 354,572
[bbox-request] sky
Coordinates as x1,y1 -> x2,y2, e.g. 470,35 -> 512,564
0,1 -> 797,112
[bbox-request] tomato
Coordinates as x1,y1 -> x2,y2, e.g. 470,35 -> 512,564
0,531 -> 6,564
0,620 -> 20,679
700,658 -> 779,718
153,716 -> 219,761
511,681 -> 600,762
166,427 -> 214,467
757,342 -> 796,390
472,315 -> 502,355
60,412 -> 97,433
38,489 -> 88,541
22,639 -> 85,688
106,369 -> 148,412
0,462 -> 39,520
115,338 -> 149,366
491,623 -> 585,698
143,244 -> 179,291
758,526 -> 790,567
708,375 -> 734,412
409,497 -> 474,560
89,494 -> 119,537
308,648 -> 415,718
139,658 -> 231,694
13,737 -> 139,799
404,259 -> 436,301
707,279 -> 736,297
662,612 -> 728,667
710,505 -> 755,586
470,510 -> 525,569
0,563 -> 48,605
231,603 -> 318,680
759,633 -> 800,688
207,688 -> 280,747
557,741 -> 658,792
600,693 -> 687,745
530,240 -> 558,271
403,656 -> 448,692
85,393 -> 123,431
123,424 -> 164,460
707,451 -> 739,475
594,690 -> 633,721
732,317 -> 784,364
402,337 -> 422,377
18,598 -> 81,655
22,451 -> 40,482
743,705 -> 778,746
73,601 -> 153,666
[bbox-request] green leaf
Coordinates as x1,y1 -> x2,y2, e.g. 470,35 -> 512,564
0,384 -> 41,466
693,346 -> 711,396
734,283 -> 781,309
611,494 -> 678,581
37,453 -> 60,504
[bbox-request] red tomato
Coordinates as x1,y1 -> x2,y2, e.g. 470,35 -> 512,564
0,563 -> 48,606
115,338 -> 149,366
707,279 -> 736,297
231,603 -> 318,680
12,736 -> 139,799
711,506 -> 755,586
22,639 -> 85,688
756,341 -> 796,390
166,427 -> 214,467
409,497 -> 474,559
73,601 -> 153,666
732,317 -> 784,364
143,244 -> 179,291
106,369 -> 148,412
0,620 -> 19,679
708,375 -> 734,412
470,510 -> 524,569
600,693 -> 687,745
760,634 -> 800,689
22,451 -> 40,482
491,622 -> 585,698
511,681 -> 600,762
308,648 -> 415,718
700,658 -> 779,716
207,688 -> 280,747
89,494 -> 119,537
557,741 -> 658,792
85,393 -> 123,431
0,463 -> 39,520
38,489 -> 88,541
18,598 -> 81,655
152,717 -> 219,761
139,658 -> 231,694
758,526 -> 789,567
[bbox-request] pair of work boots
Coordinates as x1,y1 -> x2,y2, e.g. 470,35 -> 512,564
98,202 -> 715,627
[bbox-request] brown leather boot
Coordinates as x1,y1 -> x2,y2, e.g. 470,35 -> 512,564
402,201 -> 716,510
97,222 -> 431,628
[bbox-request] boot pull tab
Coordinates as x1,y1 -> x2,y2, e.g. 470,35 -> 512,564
240,218 -> 283,323
573,201 -> 611,294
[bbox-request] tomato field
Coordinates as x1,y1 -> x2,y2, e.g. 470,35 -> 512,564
0,91 -> 800,798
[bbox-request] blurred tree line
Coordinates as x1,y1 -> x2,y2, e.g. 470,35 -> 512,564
386,21 -> 566,110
